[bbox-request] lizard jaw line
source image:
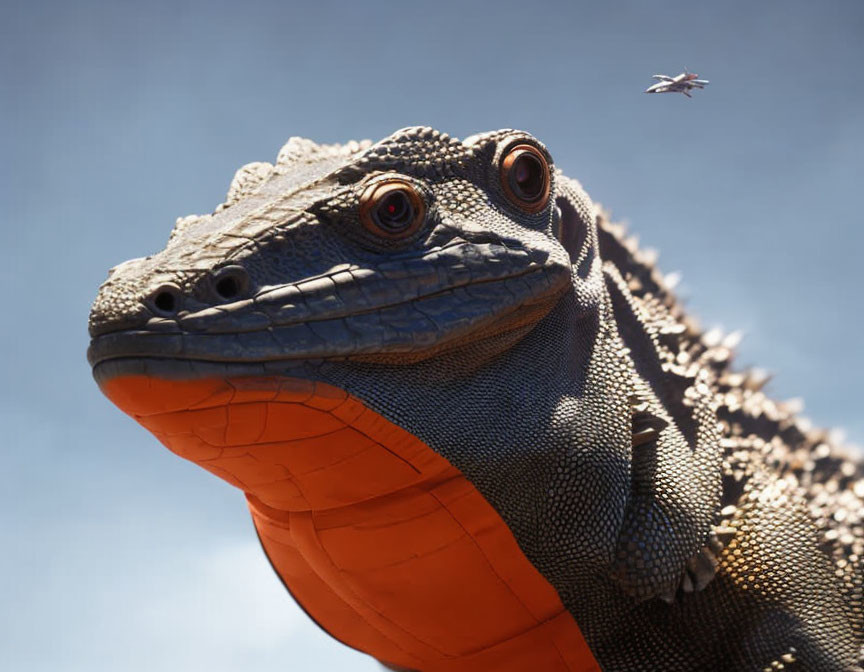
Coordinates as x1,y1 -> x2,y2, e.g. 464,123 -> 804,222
88,267 -> 570,374
88,287 -> 566,383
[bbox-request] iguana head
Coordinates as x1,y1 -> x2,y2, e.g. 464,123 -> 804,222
88,127 -> 591,379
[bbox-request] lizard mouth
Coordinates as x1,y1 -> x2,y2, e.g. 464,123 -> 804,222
88,246 -> 571,381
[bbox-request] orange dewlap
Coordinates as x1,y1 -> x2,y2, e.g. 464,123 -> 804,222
101,374 -> 600,671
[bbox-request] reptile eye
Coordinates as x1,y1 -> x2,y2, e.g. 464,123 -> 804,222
500,144 -> 550,213
359,179 -> 426,239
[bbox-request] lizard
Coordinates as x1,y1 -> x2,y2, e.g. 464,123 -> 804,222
87,127 -> 864,671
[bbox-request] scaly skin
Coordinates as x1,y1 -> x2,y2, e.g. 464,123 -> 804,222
89,127 -> 863,671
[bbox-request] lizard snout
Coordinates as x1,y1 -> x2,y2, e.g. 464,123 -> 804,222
88,263 -> 163,339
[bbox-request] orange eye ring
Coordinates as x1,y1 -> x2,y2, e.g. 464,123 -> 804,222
359,179 -> 426,240
500,144 -> 551,213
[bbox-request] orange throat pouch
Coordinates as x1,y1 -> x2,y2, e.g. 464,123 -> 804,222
100,374 -> 599,672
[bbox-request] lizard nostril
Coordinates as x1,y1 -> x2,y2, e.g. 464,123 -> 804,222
212,265 -> 249,302
150,285 -> 182,316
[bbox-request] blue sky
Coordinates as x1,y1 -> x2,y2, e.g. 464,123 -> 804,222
2,1 -> 862,670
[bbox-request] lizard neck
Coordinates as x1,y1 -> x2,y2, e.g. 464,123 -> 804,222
318,285 -> 633,578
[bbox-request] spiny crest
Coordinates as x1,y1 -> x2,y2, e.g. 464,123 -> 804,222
222,161 -> 274,208
600,206 -> 863,525
275,136 -> 373,173
166,136 -> 374,245
596,208 -> 700,350
168,213 -> 204,244
596,207 -> 777,389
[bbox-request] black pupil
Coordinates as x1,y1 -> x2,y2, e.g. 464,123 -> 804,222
154,290 -> 176,313
375,191 -> 414,232
215,276 -> 239,299
510,153 -> 544,201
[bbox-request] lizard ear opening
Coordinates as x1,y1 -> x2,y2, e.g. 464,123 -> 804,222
556,196 -> 586,265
